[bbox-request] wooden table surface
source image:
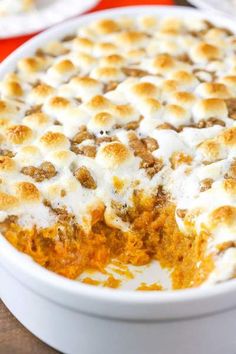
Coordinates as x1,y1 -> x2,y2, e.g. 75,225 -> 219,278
0,1 -> 191,353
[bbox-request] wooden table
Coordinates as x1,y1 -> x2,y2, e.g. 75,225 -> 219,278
0,0 -> 191,353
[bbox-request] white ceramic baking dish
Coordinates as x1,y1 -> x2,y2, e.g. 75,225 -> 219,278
1,6 -> 236,354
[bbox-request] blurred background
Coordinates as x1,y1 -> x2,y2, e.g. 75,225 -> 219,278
0,0 -> 227,61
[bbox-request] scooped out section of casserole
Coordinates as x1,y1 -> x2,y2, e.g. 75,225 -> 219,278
1,14 -> 236,290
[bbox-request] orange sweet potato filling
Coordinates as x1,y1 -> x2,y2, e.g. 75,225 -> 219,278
136,283 -> 163,291
0,193 -> 214,290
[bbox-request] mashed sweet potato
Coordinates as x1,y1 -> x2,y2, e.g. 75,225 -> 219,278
1,191 -> 214,290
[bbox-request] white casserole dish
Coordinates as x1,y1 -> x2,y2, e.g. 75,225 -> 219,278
1,6 -> 236,354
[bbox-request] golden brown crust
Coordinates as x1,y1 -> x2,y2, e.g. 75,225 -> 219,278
201,98 -> 227,111
48,96 -> 70,109
23,112 -> 50,126
92,112 -> 113,126
98,141 -> 131,167
86,95 -> 113,111
31,83 -> 55,98
4,81 -> 23,97
53,59 -> 75,74
198,139 -> 221,161
16,182 -> 40,202
170,152 -> 193,169
39,131 -> 68,149
131,82 -> 159,98
223,178 -> 236,194
0,156 -> 16,172
153,54 -> 175,72
94,19 -> 120,34
116,31 -> 146,46
18,57 -> 44,73
0,192 -> 18,210
194,42 -> 221,61
210,206 -> 236,227
219,127 -> 236,146
7,125 -> 32,145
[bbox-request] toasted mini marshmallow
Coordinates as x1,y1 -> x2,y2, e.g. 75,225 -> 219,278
192,98 -> 228,123
72,36 -> 94,54
90,66 -> 125,83
112,30 -> 148,50
222,178 -> 236,196
162,104 -> 191,127
1,80 -> 23,99
170,71 -> 199,91
87,112 -> 116,134
0,118 -> 12,134
16,145 -> 42,167
126,82 -> 160,104
42,41 -> 68,56
204,28 -> 229,43
83,95 -> 114,115
190,42 -> 222,63
159,17 -> 183,35
195,82 -> 232,99
7,125 -> 33,145
137,15 -> 158,31
43,96 -> 71,119
197,138 -> 225,162
93,42 -> 119,57
218,127 -> 236,148
219,76 -> 236,95
139,99 -> 163,134
160,39 -> 183,56
46,59 -> 77,86
117,16 -> 134,30
17,57 -> 46,74
125,48 -> 146,63
39,131 -> 69,153
28,84 -> 55,105
0,99 -> 18,120
0,191 -> 19,210
209,205 -> 236,229
0,156 -> 16,174
152,126 -> 190,161
168,91 -> 196,109
3,72 -> 21,83
138,98 -> 162,119
112,104 -> 139,124
46,150 -> 75,168
161,80 -> 179,100
99,54 -> 125,68
71,53 -> 97,73
150,54 -> 177,75
77,25 -> 95,39
96,142 -> 132,169
56,106 -> 90,138
14,182 -> 40,203
91,18 -> 120,35
66,76 -> 103,101
178,35 -> 198,52
104,89 -> 127,104
22,112 -> 51,132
